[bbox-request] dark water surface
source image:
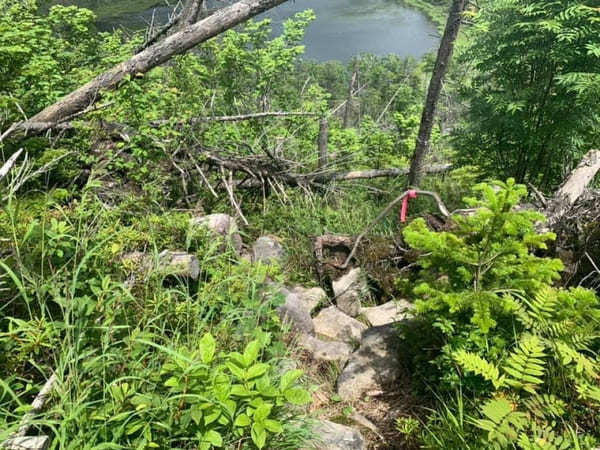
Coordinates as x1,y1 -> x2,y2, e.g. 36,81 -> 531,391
53,0 -> 439,62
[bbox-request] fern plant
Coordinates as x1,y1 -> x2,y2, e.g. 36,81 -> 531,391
403,180 -> 600,448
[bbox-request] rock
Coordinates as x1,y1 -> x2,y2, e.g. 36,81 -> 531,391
313,306 -> 367,343
337,324 -> 401,401
3,436 -> 50,450
190,213 -> 242,254
121,251 -> 199,280
252,235 -> 285,265
157,251 -> 200,280
361,300 -> 414,327
305,420 -> 366,450
298,334 -> 353,362
291,286 -> 327,314
277,290 -> 315,335
332,268 -> 368,317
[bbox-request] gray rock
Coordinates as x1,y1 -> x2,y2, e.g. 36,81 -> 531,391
305,420 -> 366,450
277,291 -> 315,335
362,300 -> 414,327
313,306 -> 367,343
337,324 -> 401,401
3,436 -> 50,450
291,286 -> 327,314
332,268 -> 368,317
190,213 -> 242,254
121,251 -> 200,280
252,235 -> 286,265
298,334 -> 353,362
158,251 -> 200,280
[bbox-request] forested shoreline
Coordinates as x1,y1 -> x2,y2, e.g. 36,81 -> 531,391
1,0 -> 600,448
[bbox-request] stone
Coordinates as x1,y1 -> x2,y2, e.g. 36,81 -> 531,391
3,436 -> 50,450
190,213 -> 242,254
305,420 -> 366,450
313,306 -> 367,343
291,286 -> 327,314
157,251 -> 200,280
298,334 -> 353,362
277,290 -> 315,335
361,300 -> 414,327
332,268 -> 368,317
252,235 -> 286,265
337,324 -> 401,401
121,251 -> 200,280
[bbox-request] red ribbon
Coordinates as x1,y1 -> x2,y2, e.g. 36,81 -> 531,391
400,190 -> 417,223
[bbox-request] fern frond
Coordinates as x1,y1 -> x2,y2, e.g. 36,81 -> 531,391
504,335 -> 546,394
517,422 -> 572,450
475,397 -> 527,447
453,349 -> 505,389
522,394 -> 566,419
555,342 -> 597,379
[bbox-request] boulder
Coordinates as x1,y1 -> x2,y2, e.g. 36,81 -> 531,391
361,299 -> 414,327
298,334 -> 353,362
337,324 -> 401,401
190,213 -> 242,254
277,290 -> 315,335
332,268 -> 368,317
313,306 -> 367,343
305,420 -> 366,450
291,286 -> 327,314
252,235 -> 286,265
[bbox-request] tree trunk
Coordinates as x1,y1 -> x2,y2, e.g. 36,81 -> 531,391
5,0 -> 288,140
343,61 -> 359,129
180,0 -> 206,28
407,0 -> 466,187
318,118 -> 329,169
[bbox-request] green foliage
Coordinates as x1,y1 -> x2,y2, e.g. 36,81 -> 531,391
454,0 -> 600,187
402,180 -> 600,448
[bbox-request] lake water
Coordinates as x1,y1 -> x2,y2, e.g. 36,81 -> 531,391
54,0 -> 440,63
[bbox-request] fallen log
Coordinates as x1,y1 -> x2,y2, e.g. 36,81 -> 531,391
1,0 -> 289,141
544,149 -> 600,228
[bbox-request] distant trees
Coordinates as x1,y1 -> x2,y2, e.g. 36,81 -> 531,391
454,0 -> 600,188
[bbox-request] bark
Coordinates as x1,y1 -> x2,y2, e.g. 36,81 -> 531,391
180,0 -> 206,28
317,118 -> 329,169
544,149 -> 600,228
318,164 -> 451,182
343,61 -> 359,129
4,0 -> 289,140
407,0 -> 466,187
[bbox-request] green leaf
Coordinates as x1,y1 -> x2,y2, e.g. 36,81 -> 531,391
247,363 -> 269,380
234,413 -> 251,427
243,340 -> 261,366
251,423 -> 267,449
279,369 -> 303,391
254,403 -> 273,421
204,430 -> 223,447
283,387 -> 311,405
199,333 -> 216,364
264,419 -> 284,433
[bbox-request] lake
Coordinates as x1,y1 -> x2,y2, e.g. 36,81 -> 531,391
52,0 -> 440,63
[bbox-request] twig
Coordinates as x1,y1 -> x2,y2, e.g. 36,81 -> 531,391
15,373 -> 57,437
0,149 -> 23,180
220,167 -> 248,226
341,189 -> 450,269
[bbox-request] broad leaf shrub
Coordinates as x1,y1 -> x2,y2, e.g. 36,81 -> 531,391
401,179 -> 600,448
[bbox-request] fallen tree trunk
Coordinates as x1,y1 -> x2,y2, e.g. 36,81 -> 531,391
316,164 -> 452,182
2,0 -> 288,140
544,149 -> 600,228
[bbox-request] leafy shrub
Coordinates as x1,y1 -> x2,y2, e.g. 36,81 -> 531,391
402,180 -> 600,448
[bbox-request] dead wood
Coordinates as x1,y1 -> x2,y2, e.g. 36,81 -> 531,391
1,0 -> 289,141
